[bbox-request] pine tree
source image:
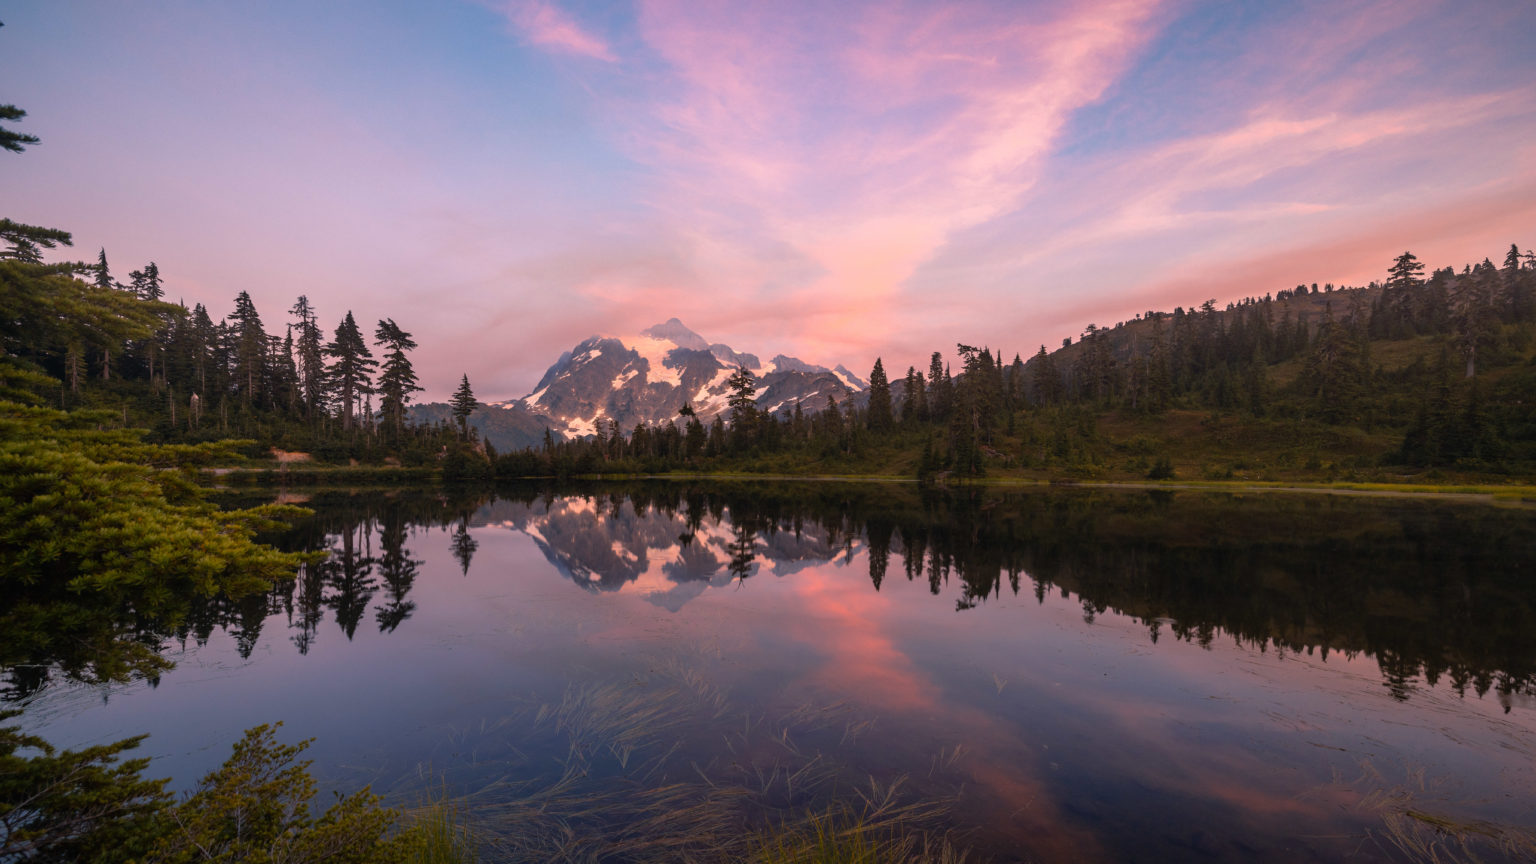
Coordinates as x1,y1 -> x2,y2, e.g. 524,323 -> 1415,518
1451,262 -> 1501,378
1031,345 -> 1062,406
93,249 -> 114,291
0,103 -> 40,153
725,366 -> 757,449
1503,243 -> 1532,322
1382,251 -> 1425,338
0,218 -> 71,263
289,296 -> 327,421
951,345 -> 995,473
450,374 -> 477,438
1387,250 -> 1426,290
126,262 -> 162,301
684,415 -> 706,459
325,311 -> 376,431
373,318 -> 421,436
901,366 -> 922,424
89,250 -> 121,380
866,357 -> 893,432
1007,354 -> 1025,408
228,291 -> 267,408
926,352 -> 951,420
120,264 -> 168,385
820,394 -> 844,444
188,303 -> 217,396
274,329 -> 299,415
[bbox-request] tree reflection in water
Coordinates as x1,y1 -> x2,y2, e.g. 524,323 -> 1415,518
4,482 -> 1534,708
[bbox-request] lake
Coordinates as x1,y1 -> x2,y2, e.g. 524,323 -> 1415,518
10,482 -> 1536,862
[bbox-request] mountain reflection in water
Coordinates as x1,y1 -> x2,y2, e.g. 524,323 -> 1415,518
201,482 -> 1534,708
8,483 -> 1535,863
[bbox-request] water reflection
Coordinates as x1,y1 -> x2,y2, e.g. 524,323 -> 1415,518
5,483 -> 1532,709
8,483 -> 1536,861
454,483 -> 1536,708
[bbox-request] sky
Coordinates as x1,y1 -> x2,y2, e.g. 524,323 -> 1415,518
4,0 -> 1535,401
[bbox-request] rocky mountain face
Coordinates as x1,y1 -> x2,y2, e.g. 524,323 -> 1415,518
413,318 -> 864,452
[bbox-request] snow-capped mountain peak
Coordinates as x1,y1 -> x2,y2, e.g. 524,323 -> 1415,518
485,319 -> 863,441
639,317 -> 709,351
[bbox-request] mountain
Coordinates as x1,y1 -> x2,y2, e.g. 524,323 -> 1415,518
470,497 -> 855,612
413,318 -> 863,451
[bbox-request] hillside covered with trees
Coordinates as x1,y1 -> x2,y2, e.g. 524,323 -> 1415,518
486,247 -> 1536,484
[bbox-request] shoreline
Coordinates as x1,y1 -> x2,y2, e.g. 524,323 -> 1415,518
205,465 -> 1536,504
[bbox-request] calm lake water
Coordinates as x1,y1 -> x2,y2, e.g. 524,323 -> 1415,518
11,483 -> 1536,862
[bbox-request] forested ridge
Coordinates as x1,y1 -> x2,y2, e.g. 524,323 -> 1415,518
7,213 -> 1535,482
490,248 -> 1536,482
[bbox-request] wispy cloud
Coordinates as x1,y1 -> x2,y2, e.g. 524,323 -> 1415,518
471,0 -> 1535,380
573,0 -> 1169,361
499,0 -> 616,62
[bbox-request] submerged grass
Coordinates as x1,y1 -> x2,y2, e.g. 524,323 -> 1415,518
395,658 -> 970,863
1342,760 -> 1536,864
749,806 -> 970,864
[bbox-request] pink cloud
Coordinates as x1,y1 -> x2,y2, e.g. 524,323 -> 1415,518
896,41 -> 1536,363
575,0 -> 1166,364
467,0 -> 1534,387
499,0 -> 616,62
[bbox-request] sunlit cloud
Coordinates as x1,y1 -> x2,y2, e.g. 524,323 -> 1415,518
604,0 -> 1166,362
498,0 -> 617,61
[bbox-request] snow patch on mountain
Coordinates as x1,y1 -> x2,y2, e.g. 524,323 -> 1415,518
692,364 -> 737,415
833,365 -> 869,390
621,331 -> 685,389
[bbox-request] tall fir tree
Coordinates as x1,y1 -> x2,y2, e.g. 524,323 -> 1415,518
325,311 -> 376,431
373,318 -> 421,436
866,357 -> 893,432
289,296 -> 327,421
725,366 -> 757,449
901,365 -> 925,424
228,291 -> 267,408
450,374 -> 477,438
1031,345 -> 1062,406
126,262 -> 162,301
1502,243 -> 1532,322
274,329 -> 300,415
926,351 -> 951,421
93,248 -> 113,291
1382,251 -> 1426,338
